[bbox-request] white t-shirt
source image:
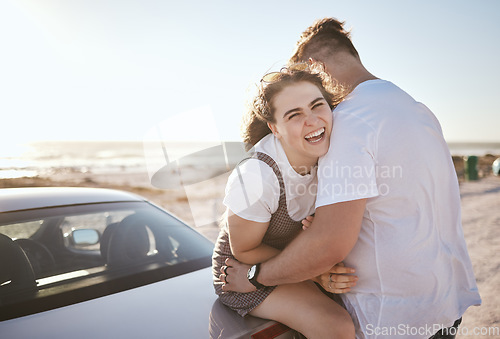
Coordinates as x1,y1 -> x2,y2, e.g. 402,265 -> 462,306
223,133 -> 317,223
317,80 -> 481,338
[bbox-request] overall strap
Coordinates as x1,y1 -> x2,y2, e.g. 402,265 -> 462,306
235,152 -> 286,208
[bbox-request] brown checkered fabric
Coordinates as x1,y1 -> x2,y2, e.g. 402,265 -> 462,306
212,152 -> 303,316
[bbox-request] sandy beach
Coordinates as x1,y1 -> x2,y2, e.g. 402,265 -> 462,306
1,158 -> 499,337
457,175 -> 500,337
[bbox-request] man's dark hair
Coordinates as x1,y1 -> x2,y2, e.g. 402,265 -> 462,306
290,18 -> 359,63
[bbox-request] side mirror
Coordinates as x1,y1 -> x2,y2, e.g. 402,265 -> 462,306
70,229 -> 100,246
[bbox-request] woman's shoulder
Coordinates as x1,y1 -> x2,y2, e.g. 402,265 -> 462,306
226,136 -> 280,196
252,134 -> 278,155
238,134 -> 281,175
224,144 -> 281,218
231,154 -> 278,184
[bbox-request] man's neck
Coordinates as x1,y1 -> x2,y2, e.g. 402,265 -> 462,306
323,54 -> 378,93
348,72 -> 379,92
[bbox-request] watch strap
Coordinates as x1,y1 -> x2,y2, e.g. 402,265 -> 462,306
248,263 -> 267,289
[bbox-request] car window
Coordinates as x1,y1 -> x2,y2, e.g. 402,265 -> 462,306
0,201 -> 214,320
0,220 -> 42,239
61,210 -> 135,251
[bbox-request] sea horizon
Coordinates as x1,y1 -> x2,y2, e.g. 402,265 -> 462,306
1,140 -> 499,180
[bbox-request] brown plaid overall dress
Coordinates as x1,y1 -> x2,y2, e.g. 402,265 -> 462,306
212,152 -> 304,316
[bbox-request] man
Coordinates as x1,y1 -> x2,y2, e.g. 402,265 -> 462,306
221,18 -> 481,338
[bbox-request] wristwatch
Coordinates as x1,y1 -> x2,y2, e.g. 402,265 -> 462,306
247,263 -> 267,289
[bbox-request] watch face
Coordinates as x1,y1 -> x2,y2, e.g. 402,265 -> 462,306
248,265 -> 256,279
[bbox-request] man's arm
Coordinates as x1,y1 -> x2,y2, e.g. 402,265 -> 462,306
223,198 -> 366,291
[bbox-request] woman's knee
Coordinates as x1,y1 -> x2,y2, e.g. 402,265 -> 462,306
294,283 -> 354,338
330,313 -> 355,339
311,305 -> 354,338
252,282 -> 354,338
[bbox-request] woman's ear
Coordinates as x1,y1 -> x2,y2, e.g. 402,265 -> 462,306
267,122 -> 280,138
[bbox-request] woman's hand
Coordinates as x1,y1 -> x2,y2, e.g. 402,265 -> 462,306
315,262 -> 358,294
301,214 -> 315,230
221,258 -> 256,293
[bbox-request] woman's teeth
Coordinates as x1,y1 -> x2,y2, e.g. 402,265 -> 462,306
305,127 -> 325,143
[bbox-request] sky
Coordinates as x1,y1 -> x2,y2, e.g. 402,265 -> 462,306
1,0 -> 499,149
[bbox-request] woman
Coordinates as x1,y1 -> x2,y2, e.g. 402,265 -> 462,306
212,65 -> 356,338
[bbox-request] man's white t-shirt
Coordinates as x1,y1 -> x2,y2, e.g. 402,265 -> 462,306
317,80 -> 481,338
223,133 -> 317,223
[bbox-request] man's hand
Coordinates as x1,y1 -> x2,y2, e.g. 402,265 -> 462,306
314,262 -> 358,294
220,258 -> 256,293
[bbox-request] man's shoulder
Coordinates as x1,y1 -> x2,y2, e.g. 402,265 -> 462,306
334,79 -> 420,125
349,79 -> 409,102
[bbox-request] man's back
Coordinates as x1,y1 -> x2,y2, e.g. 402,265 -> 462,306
317,79 -> 481,337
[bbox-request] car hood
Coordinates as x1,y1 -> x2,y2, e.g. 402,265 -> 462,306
1,267 -> 217,338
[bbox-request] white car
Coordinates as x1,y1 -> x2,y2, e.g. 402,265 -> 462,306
0,187 -> 302,338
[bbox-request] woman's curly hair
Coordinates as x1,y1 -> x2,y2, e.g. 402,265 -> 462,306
241,69 -> 345,151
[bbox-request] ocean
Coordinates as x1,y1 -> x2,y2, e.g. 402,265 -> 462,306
1,140 -> 499,180
0,141 -> 249,180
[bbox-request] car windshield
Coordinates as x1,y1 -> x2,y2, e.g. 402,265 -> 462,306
0,201 -> 214,320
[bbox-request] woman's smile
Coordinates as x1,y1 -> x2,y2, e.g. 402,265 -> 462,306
304,127 -> 326,143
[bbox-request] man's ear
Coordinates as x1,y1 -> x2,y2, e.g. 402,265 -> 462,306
267,122 -> 280,138
309,57 -> 326,73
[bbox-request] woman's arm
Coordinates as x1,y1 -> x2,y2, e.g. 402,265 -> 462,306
227,211 -> 280,265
